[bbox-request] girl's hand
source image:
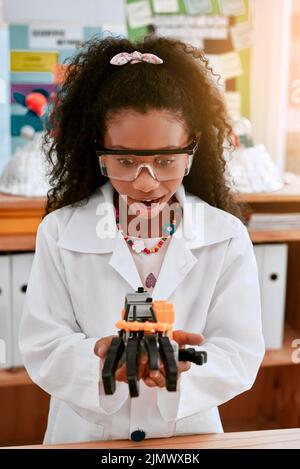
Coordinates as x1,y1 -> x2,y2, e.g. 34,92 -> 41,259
94,335 -> 117,361
143,330 -> 204,389
94,330 -> 204,388
94,336 -> 149,383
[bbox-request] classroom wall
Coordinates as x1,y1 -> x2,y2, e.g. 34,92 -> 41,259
3,0 -> 126,25
286,0 -> 300,176
1,0 -> 293,176
1,0 -> 253,176
0,0 -> 10,174
0,0 -> 127,174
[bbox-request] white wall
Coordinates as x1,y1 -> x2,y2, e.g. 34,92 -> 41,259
250,0 -> 292,172
0,0 -> 4,25
0,0 -> 10,174
3,0 -> 126,25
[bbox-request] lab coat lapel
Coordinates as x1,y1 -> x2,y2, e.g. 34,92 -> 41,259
108,234 -> 142,292
151,184 -> 198,300
151,234 -> 197,300
101,182 -> 143,291
105,181 -> 198,296
109,218 -> 198,300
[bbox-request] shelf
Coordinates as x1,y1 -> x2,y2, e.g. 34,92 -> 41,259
235,172 -> 300,204
0,234 -> 36,251
262,325 -> 300,368
237,193 -> 300,204
249,230 -> 300,243
222,418 -> 280,433
0,193 -> 45,252
0,367 -> 33,388
234,173 -> 300,215
0,194 -> 46,211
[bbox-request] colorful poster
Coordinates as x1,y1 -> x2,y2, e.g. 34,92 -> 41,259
29,24 -> 84,50
11,51 -> 59,73
126,1 -> 153,28
219,51 -> 243,81
184,0 -> 212,15
218,0 -> 245,17
224,91 -> 241,117
11,83 -> 57,103
52,64 -> 68,84
0,79 -> 6,104
207,51 -> 243,83
154,15 -> 228,41
11,114 -> 44,136
102,24 -> 128,38
153,0 -> 179,13
230,22 -> 252,50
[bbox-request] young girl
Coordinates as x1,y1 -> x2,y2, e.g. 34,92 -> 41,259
19,35 -> 265,445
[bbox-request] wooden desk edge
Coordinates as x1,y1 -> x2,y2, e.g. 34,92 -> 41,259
5,428 -> 300,450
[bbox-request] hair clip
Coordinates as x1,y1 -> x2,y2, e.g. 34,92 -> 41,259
110,50 -> 163,66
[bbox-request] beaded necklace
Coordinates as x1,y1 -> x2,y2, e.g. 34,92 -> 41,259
115,208 -> 177,255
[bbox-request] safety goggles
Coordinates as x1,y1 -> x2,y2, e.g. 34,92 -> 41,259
94,139 -> 198,182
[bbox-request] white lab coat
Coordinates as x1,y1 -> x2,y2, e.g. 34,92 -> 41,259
19,180 -> 265,444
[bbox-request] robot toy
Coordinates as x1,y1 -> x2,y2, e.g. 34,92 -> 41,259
102,287 -> 207,397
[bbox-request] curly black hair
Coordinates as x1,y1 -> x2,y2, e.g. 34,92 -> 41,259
44,35 -> 244,220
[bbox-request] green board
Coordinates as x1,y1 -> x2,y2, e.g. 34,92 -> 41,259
126,0 -> 251,118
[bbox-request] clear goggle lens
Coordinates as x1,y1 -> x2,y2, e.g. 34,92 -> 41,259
98,153 -> 194,182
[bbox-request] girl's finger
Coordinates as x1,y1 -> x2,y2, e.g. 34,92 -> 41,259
137,353 -> 148,380
94,335 -> 118,359
116,354 -> 149,382
148,370 -> 166,388
159,362 -> 166,376
173,330 -> 204,346
143,376 -> 158,387
177,361 -> 191,374
115,364 -> 128,383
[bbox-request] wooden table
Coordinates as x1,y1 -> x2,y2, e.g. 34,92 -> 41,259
9,429 -> 300,449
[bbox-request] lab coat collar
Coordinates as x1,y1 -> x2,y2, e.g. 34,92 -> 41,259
57,181 -> 240,298
57,180 -> 240,253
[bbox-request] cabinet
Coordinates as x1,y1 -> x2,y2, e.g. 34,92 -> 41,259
219,172 -> 300,431
0,194 -> 49,446
1,174 -> 300,445
0,253 -> 35,368
0,256 -> 11,367
254,243 -> 288,349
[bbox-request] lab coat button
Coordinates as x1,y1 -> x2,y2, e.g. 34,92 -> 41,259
131,430 -> 146,441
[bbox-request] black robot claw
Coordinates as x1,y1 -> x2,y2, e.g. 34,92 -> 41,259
101,287 -> 207,397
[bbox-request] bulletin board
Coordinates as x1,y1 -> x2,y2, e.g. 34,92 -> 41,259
125,0 -> 252,119
7,0 -> 251,158
2,0 -> 129,173
9,24 -> 103,154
